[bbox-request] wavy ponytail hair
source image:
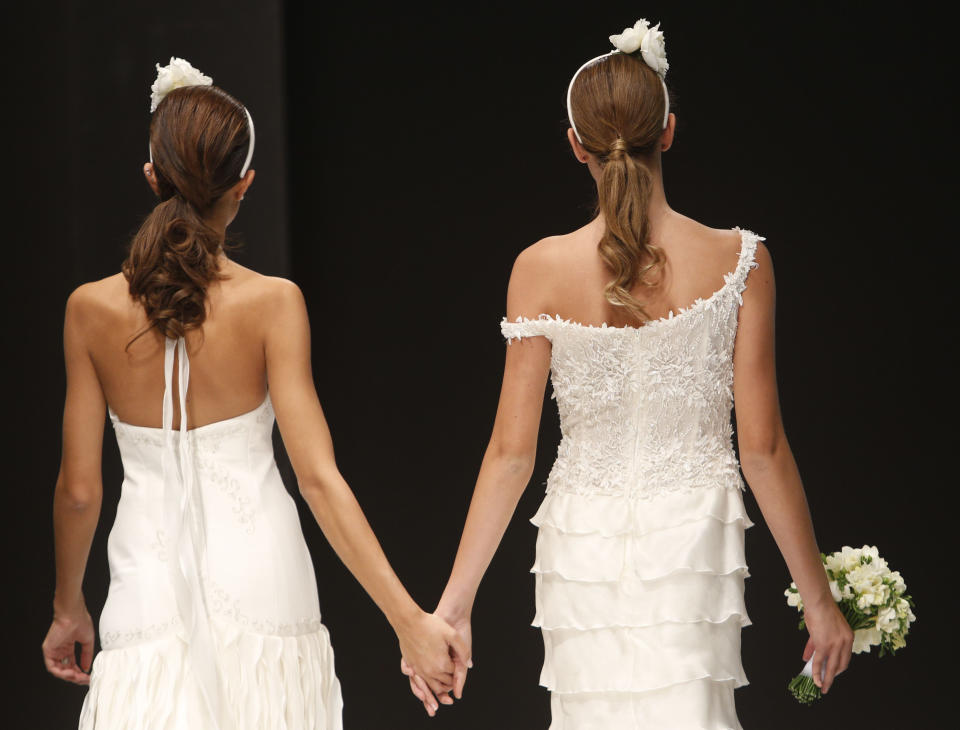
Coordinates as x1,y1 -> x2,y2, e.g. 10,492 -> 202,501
569,53 -> 669,323
123,84 -> 251,343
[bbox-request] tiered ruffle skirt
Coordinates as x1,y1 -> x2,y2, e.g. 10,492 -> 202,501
78,620 -> 343,730
531,486 -> 752,730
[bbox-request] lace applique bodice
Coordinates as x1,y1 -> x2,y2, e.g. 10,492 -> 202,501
501,227 -> 762,500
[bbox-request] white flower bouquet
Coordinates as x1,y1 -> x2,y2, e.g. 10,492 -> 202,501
784,545 -> 916,703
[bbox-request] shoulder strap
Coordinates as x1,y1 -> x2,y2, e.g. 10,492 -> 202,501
729,228 -> 765,302
501,314 -> 557,343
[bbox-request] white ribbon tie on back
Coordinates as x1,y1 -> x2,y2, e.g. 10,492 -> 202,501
161,336 -> 230,729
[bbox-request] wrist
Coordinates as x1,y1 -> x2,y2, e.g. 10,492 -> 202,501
802,588 -> 835,612
53,591 -> 85,616
386,597 -> 423,635
437,588 -> 473,622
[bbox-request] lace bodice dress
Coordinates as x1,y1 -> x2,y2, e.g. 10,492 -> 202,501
79,337 -> 343,730
501,228 -> 763,730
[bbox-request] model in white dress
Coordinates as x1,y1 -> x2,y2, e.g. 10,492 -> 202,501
501,228 -> 760,730
407,18 -> 853,727
79,337 -> 343,730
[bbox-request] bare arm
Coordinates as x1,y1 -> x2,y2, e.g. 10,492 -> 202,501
733,242 -> 852,692
263,280 -> 466,695
43,287 -> 104,684
435,248 -> 552,639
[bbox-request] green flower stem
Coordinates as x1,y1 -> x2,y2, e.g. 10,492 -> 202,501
788,673 -> 822,704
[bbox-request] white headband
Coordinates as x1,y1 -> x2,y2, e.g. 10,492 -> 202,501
147,57 -> 254,179
567,20 -> 671,145
239,106 -> 255,178
566,52 -> 670,144
148,106 -> 255,179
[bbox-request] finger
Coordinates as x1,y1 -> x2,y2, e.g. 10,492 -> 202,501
46,659 -> 88,685
453,658 -> 468,700
425,675 -> 454,697
801,637 -> 814,662
436,687 -> 455,706
413,674 -> 438,716
447,629 -> 472,668
821,648 -> 841,694
68,668 -> 91,686
400,657 -> 413,677
811,650 -> 824,689
80,640 -> 95,673
408,674 -> 429,709
422,666 -> 455,689
410,680 -> 434,717
838,638 -> 852,674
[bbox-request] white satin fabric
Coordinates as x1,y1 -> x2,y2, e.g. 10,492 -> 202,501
79,337 -> 343,729
501,228 -> 764,729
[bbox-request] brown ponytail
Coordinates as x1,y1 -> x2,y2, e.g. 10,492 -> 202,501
123,84 -> 251,343
569,53 -> 669,323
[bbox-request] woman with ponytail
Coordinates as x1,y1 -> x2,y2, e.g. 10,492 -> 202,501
42,59 -> 467,729
403,19 -> 852,729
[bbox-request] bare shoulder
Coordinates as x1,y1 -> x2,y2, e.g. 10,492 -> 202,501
507,231 -> 584,315
220,262 -> 305,309
65,273 -> 129,325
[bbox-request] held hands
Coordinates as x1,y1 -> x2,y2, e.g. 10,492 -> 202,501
42,597 -> 95,685
401,609 -> 472,716
801,595 -> 854,694
396,609 -> 471,716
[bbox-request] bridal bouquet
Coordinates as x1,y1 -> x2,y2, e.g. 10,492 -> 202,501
784,545 -> 916,703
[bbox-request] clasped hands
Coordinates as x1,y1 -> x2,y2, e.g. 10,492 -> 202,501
397,607 -> 472,717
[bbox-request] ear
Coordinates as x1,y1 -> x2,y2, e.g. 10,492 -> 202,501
233,169 -> 256,201
566,128 -> 591,164
660,113 -> 676,152
143,163 -> 161,196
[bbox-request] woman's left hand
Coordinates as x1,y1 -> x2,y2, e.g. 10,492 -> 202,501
42,599 -> 95,685
396,610 -> 470,707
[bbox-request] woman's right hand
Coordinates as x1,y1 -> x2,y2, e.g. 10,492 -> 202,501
42,598 -> 95,685
801,596 -> 854,694
402,607 -> 472,715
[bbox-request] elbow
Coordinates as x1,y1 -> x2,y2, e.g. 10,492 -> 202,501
297,467 -> 341,500
56,479 -> 101,511
738,430 -> 787,477
486,442 -> 536,484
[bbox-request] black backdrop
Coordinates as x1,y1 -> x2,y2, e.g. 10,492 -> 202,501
3,1 -> 953,728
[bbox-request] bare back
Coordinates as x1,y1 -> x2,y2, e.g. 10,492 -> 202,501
77,259 -> 285,429
518,212 -> 745,328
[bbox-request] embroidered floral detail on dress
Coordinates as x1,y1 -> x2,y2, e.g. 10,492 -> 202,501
101,615 -> 182,650
206,580 -> 323,637
196,452 -> 257,534
501,229 -> 763,500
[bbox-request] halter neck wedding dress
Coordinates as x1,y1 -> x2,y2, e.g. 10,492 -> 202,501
79,337 -> 343,730
501,227 -> 762,730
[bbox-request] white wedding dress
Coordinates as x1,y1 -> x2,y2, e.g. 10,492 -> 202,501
501,227 -> 763,730
79,338 -> 343,729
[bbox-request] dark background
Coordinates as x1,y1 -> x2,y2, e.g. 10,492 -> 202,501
3,1 -> 953,727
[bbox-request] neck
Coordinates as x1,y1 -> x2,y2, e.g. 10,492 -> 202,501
203,210 -> 231,241
591,164 -> 673,236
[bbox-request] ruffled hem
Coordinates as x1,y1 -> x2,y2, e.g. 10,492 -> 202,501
540,618 -> 747,695
79,622 -> 343,730
534,570 -> 750,630
532,517 -> 748,583
531,487 -> 753,537
549,679 -> 744,730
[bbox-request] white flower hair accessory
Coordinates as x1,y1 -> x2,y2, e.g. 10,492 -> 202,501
147,57 -> 255,179
609,19 -> 669,77
567,18 -> 671,144
150,57 -> 213,113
